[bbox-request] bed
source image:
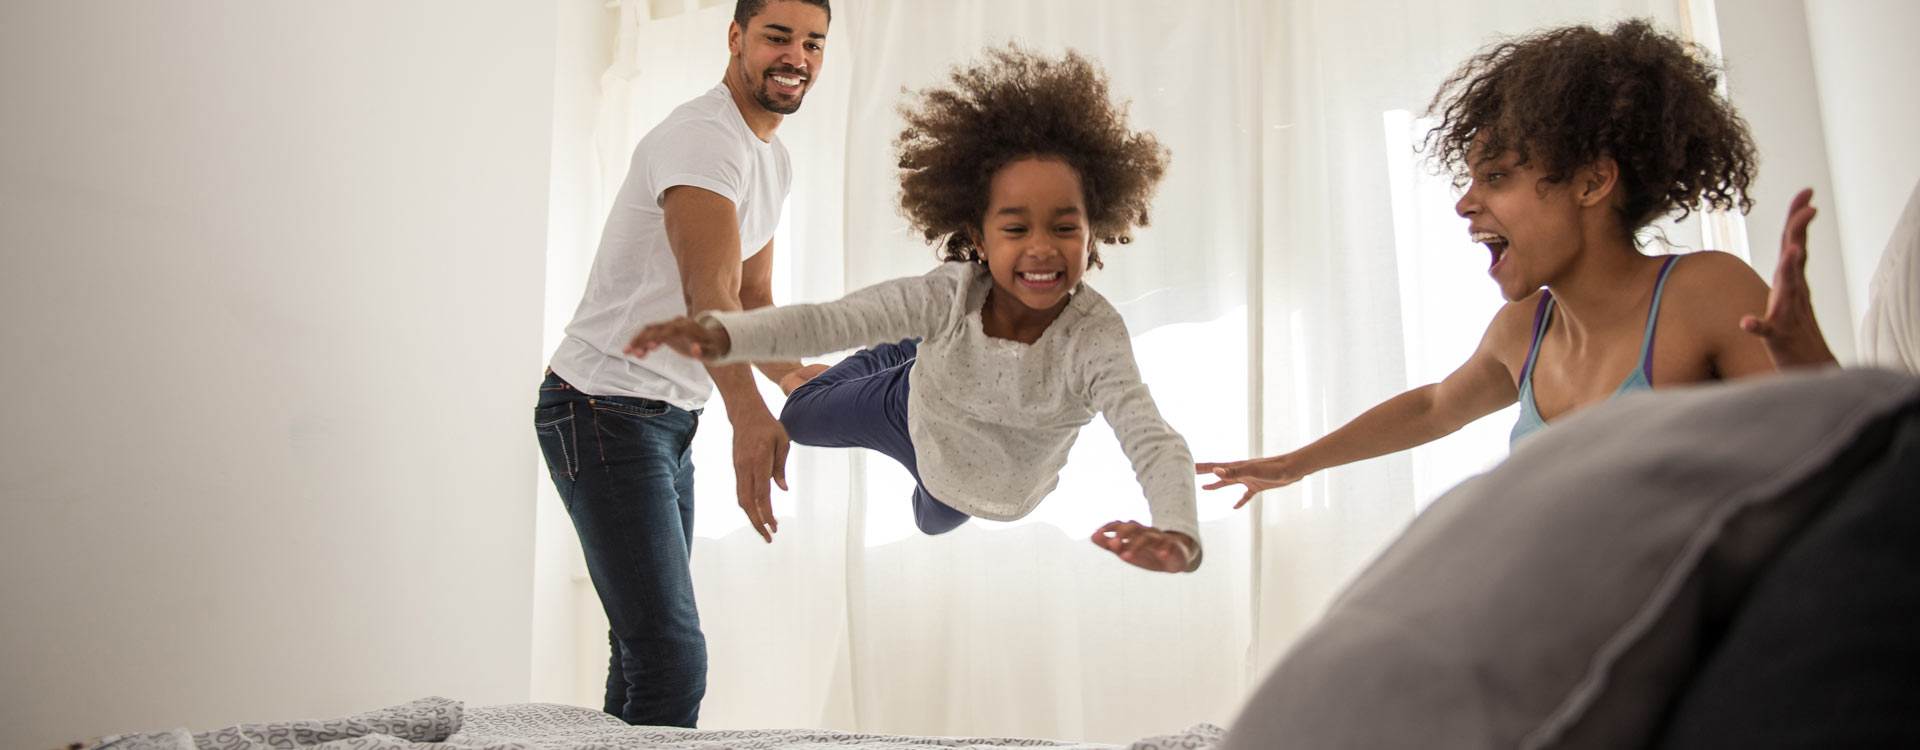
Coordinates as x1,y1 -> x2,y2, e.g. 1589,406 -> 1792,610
85,696 -> 1223,749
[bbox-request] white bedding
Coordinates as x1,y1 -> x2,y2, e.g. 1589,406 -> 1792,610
88,696 -> 1225,750
1860,177 -> 1920,374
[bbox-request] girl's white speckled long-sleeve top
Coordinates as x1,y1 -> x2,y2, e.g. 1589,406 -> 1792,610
699,261 -> 1200,550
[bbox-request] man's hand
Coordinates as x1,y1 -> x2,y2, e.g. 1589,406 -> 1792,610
731,413 -> 790,543
625,316 -> 731,361
1741,187 -> 1838,369
1197,453 -> 1311,509
1090,520 -> 1197,573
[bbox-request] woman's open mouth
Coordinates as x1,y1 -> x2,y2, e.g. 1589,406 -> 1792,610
1472,231 -> 1510,276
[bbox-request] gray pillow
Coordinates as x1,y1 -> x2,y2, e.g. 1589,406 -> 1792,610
1221,368 -> 1920,750
1654,405 -> 1920,748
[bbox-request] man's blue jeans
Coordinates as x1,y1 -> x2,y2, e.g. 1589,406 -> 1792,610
534,370 -> 704,727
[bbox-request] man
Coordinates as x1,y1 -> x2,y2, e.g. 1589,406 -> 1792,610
532,0 -> 830,728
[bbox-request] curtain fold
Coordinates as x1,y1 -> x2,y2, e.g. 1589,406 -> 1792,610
1247,0 -> 1688,672
548,0 -> 1689,743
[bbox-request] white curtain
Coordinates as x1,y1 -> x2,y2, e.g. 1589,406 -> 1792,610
547,0 -> 1690,743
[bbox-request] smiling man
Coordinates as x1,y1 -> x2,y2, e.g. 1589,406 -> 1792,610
533,0 -> 829,728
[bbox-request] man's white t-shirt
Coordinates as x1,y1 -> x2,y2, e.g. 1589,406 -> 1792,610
550,83 -> 792,409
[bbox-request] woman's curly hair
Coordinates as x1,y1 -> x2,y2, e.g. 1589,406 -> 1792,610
895,45 -> 1170,268
1422,19 -> 1757,232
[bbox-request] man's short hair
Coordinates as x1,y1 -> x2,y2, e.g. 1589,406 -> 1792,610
734,0 -> 831,27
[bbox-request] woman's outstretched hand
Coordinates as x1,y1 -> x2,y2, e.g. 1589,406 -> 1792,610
1741,187 -> 1837,369
1091,520 -> 1197,573
625,316 -> 731,361
1196,454 -> 1309,509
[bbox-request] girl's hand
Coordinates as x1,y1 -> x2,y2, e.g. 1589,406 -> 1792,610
1090,520 -> 1196,573
1741,187 -> 1838,368
1196,454 -> 1310,509
624,316 -> 731,361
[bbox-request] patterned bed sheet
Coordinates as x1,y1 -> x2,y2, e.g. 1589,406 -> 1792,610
85,696 -> 1225,750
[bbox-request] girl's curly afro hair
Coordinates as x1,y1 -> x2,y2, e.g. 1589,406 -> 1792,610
894,45 -> 1170,268
1423,19 -> 1757,232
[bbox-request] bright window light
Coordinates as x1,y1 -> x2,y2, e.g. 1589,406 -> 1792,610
1382,109 -> 1514,508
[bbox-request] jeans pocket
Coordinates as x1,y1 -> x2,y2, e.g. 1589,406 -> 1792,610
590,399 -> 694,463
590,398 -> 671,419
535,402 -> 580,491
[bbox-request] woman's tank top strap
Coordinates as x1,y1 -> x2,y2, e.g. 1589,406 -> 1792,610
1517,291 -> 1557,388
1510,292 -> 1557,448
1632,255 -> 1682,385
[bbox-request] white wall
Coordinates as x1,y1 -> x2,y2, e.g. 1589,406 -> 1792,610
531,0 -> 618,706
1715,0 -> 1857,361
1803,0 -> 1920,334
0,3 -> 556,748
1717,0 -> 1918,361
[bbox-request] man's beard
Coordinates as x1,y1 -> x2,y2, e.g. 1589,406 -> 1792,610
752,68 -> 808,115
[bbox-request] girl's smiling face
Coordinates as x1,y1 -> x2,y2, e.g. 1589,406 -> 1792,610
976,155 -> 1094,318
1454,147 -> 1588,301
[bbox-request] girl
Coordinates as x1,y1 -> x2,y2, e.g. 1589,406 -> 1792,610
627,46 -> 1201,573
1198,19 -> 1836,507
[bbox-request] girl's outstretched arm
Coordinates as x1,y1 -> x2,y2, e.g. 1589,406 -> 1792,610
703,264 -> 964,364
625,264 -> 962,364
1080,312 -> 1202,567
1198,311 -> 1524,508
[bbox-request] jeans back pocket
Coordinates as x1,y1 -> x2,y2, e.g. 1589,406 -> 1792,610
535,402 -> 580,489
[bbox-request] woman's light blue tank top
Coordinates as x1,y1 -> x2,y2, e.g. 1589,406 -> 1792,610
1510,255 -> 1680,447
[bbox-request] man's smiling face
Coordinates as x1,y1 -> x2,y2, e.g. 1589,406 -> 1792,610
727,0 -> 828,116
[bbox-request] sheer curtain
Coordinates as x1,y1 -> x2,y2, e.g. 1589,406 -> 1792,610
546,0 -> 1692,743
1247,0 -> 1695,672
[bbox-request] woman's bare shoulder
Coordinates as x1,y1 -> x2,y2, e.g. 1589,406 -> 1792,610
1662,250 -> 1770,319
1668,249 -> 1766,287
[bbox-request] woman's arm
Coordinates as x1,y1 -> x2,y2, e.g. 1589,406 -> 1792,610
1197,311 -> 1523,508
